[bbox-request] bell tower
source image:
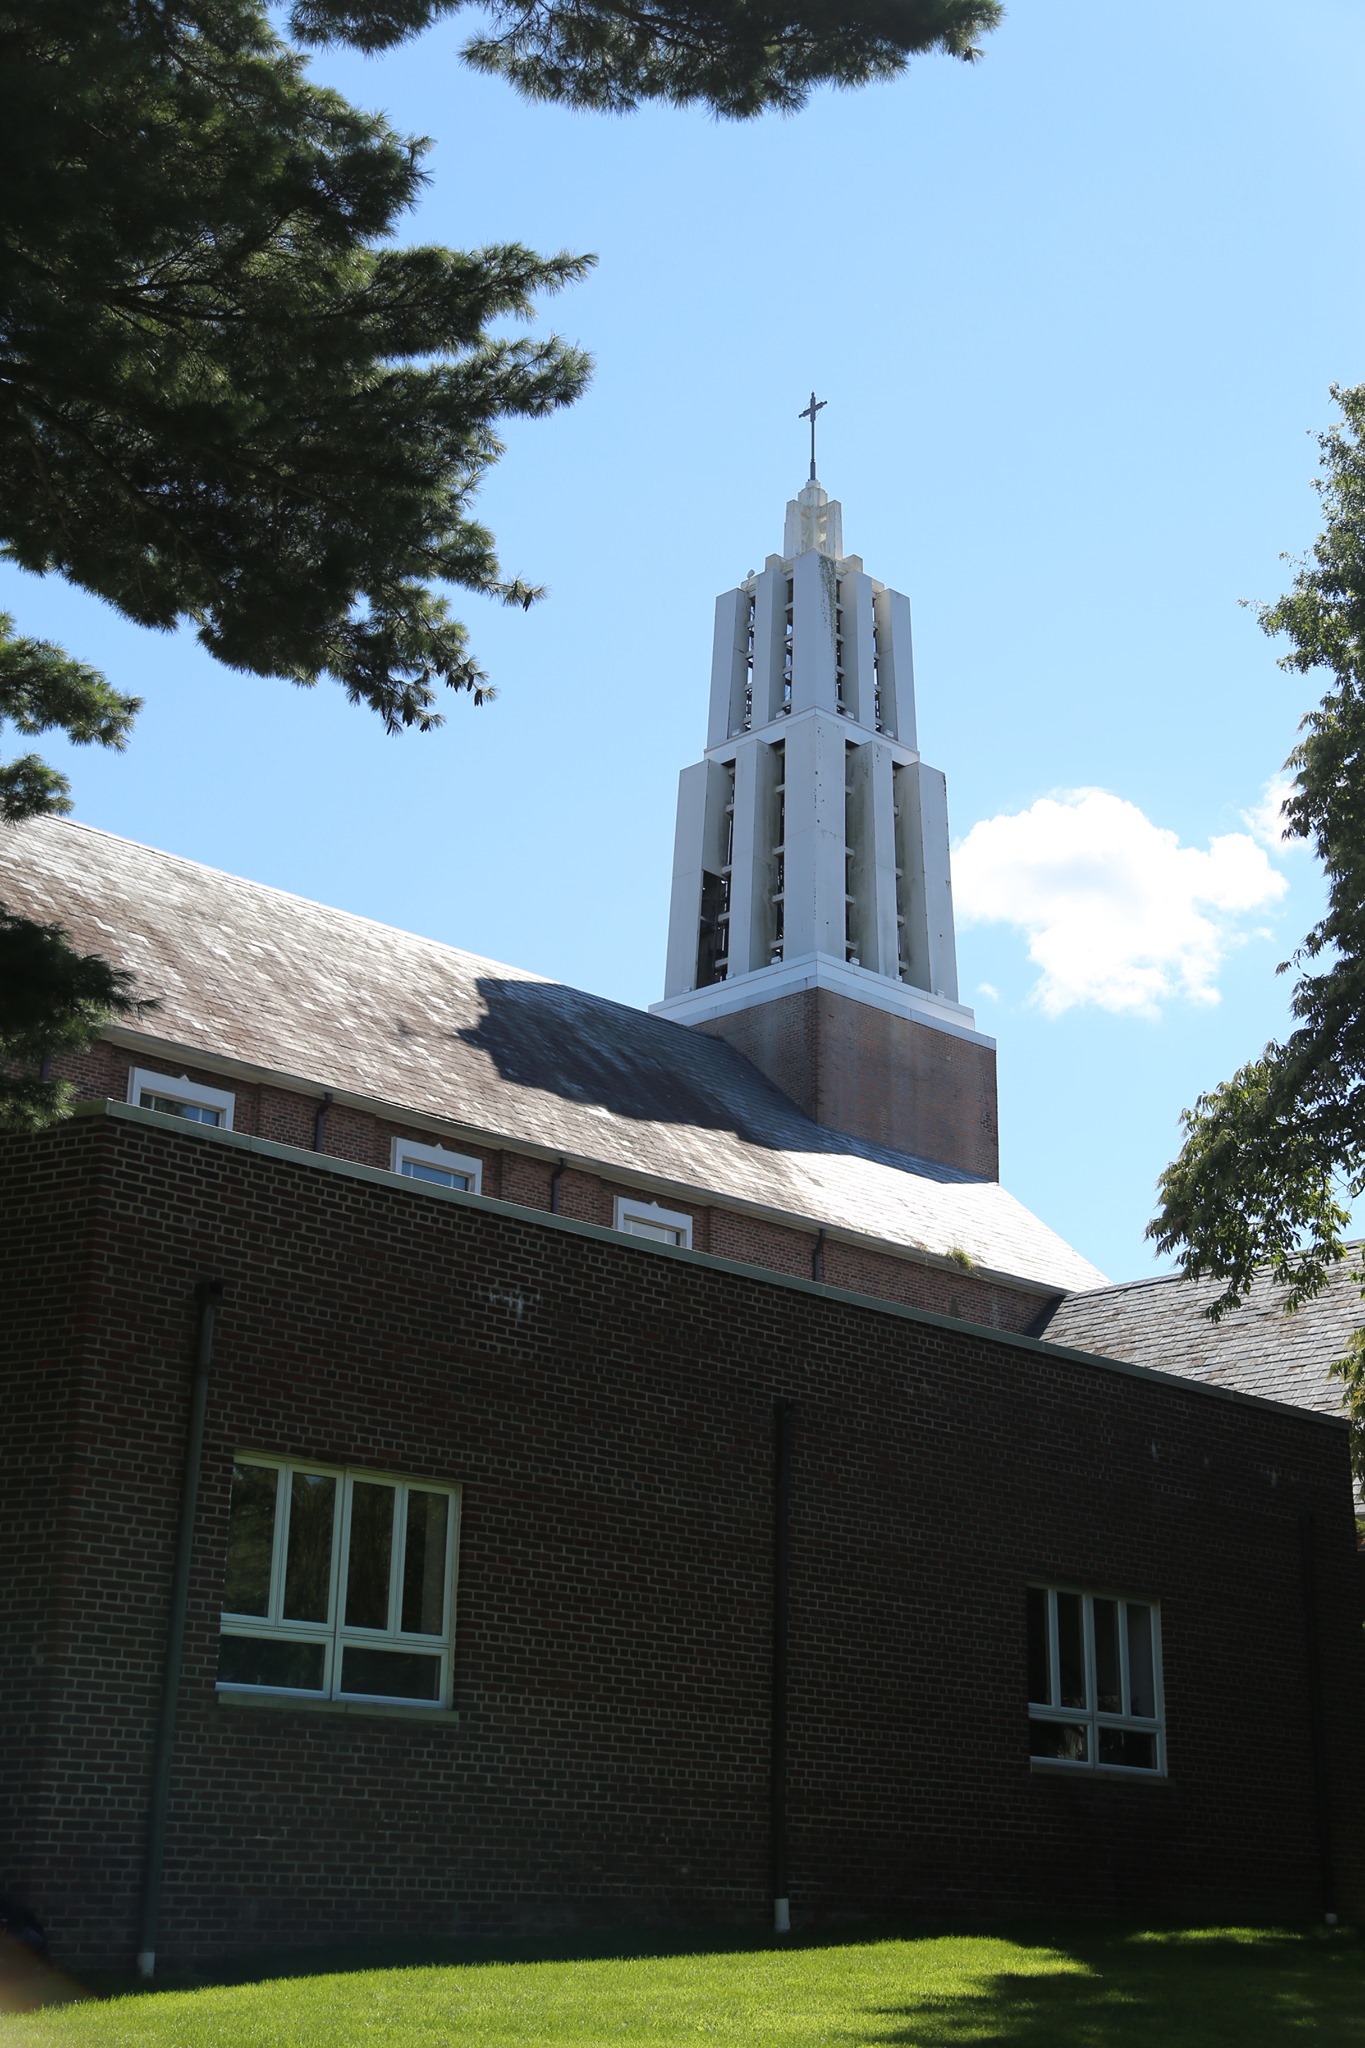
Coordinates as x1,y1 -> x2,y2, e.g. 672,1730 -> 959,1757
651,453 -> 998,1179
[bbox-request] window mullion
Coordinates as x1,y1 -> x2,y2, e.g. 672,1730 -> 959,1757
333,1474 -> 358,1695
442,1493 -> 458,1642
268,1465 -> 289,1624
389,1483 -> 407,1640
1048,1588 -> 1060,1710
322,1472 -> 346,1696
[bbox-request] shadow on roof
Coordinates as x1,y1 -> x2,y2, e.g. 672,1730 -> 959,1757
457,975 -> 977,1186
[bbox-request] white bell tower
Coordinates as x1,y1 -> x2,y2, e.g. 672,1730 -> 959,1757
651,443 -> 998,1179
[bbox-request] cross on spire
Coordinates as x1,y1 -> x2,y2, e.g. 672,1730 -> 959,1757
798,390 -> 827,482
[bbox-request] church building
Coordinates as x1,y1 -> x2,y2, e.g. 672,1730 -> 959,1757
1,461 -> 1361,1972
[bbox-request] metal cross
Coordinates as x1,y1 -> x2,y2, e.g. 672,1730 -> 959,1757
798,391 -> 827,481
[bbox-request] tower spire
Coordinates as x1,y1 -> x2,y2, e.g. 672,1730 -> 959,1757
653,470 -> 999,1180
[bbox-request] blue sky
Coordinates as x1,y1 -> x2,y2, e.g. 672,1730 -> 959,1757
6,0 -> 1364,1281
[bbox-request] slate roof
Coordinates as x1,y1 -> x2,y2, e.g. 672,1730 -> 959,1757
1040,1258 -> 1365,1419
2,817 -> 1106,1295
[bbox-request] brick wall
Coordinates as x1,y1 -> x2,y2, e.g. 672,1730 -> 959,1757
2,1111 -> 1362,1970
694,986 -> 999,1179
47,1036 -> 1048,1335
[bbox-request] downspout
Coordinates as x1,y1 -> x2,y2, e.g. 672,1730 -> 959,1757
137,1277 -> 224,1980
811,1229 -> 826,1284
771,1397 -> 795,1935
549,1156 -> 568,1214
313,1089 -> 333,1152
1299,1513 -> 1338,1922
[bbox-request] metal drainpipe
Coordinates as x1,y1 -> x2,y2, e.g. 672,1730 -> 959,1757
549,1156 -> 568,1214
137,1277 -> 224,1980
313,1090 -> 333,1152
811,1229 -> 826,1283
771,1397 -> 795,1935
1299,1513 -> 1338,1923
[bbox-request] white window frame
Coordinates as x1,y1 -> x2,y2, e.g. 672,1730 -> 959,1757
129,1066 -> 235,1129
1027,1583 -> 1165,1776
218,1455 -> 460,1709
391,1136 -> 482,1194
613,1195 -> 693,1249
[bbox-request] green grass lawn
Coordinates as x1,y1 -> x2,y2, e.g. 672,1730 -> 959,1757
4,1924 -> 1364,2047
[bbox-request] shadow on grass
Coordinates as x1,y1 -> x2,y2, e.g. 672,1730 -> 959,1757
852,1926 -> 1365,2046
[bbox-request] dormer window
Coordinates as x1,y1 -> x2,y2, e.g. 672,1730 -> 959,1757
129,1067 -> 234,1129
391,1137 -> 482,1193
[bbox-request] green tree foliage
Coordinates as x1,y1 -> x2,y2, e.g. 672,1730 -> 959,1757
0,908 -> 143,1128
1,613 -> 141,824
291,0 -> 1001,107
1,0 -> 595,730
0,0 -> 1001,1121
1149,385 -> 1365,1472
448,0 -> 1001,118
0,611 -> 146,1120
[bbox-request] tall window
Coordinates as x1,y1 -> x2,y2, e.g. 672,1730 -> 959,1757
1027,1585 -> 1164,1774
218,1456 -> 459,1707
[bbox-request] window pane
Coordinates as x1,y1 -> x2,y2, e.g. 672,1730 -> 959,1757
1056,1591 -> 1087,1709
624,1217 -> 684,1244
340,1647 -> 442,1701
402,1159 -> 469,1189
218,1635 -> 325,1691
1099,1727 -> 1158,1771
1093,1598 -> 1121,1713
402,1490 -> 449,1637
1026,1587 -> 1051,1705
1029,1719 -> 1088,1763
142,1091 -> 220,1126
1127,1604 -> 1156,1718
223,1462 -> 277,1616
283,1472 -> 335,1623
345,1481 -> 395,1629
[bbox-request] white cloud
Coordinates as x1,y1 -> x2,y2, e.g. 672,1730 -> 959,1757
976,981 -> 1001,1003
1241,773 -> 1304,852
954,788 -> 1288,1018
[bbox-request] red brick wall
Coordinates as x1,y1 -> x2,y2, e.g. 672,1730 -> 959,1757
2,1112 -> 1362,1969
694,987 -> 1000,1179
45,1038 -> 1050,1335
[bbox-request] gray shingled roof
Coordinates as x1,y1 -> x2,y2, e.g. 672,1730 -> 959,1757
0,817 -> 1107,1295
1040,1258 -> 1365,1419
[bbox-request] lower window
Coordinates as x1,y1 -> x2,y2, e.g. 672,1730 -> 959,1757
218,1456 -> 459,1707
1027,1585 -> 1164,1773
